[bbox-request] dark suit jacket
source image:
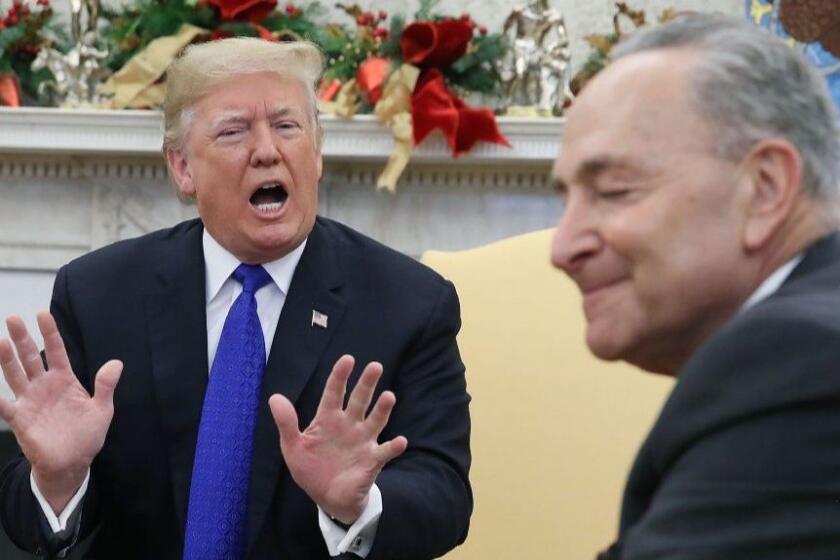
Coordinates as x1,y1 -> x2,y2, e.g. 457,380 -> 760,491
0,217 -> 472,559
599,232 -> 840,560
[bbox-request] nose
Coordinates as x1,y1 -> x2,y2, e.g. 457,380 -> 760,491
551,194 -> 602,274
250,122 -> 281,167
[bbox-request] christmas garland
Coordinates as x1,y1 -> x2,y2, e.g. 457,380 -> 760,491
1,0 -> 513,188
570,2 -> 677,95
0,0 -> 60,105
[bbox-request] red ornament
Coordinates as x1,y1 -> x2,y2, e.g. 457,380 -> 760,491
208,0 -> 277,23
209,29 -> 233,41
0,74 -> 21,107
284,2 -> 297,15
400,18 -> 473,68
411,69 -> 510,157
355,57 -> 390,105
253,23 -> 277,41
317,78 -> 341,101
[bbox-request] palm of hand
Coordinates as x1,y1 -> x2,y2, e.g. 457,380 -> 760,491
9,364 -> 113,475
269,355 -> 407,524
0,313 -> 122,480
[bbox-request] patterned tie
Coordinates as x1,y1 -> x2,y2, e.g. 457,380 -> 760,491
183,264 -> 272,560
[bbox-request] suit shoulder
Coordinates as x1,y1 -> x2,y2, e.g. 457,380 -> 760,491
317,217 -> 451,289
700,283 -> 840,367
62,219 -> 201,277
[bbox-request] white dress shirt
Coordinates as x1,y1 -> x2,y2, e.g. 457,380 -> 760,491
32,230 -> 381,557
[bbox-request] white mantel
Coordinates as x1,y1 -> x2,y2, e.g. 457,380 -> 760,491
0,108 -> 561,164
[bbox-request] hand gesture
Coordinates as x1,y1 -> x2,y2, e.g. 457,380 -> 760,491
0,312 -> 122,514
269,355 -> 407,525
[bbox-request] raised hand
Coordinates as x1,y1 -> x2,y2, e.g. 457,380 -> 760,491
0,312 -> 122,514
269,355 -> 407,525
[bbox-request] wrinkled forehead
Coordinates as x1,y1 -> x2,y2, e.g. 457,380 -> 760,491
557,50 -> 714,176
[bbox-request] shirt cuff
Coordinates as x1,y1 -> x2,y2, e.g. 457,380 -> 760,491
318,483 -> 382,557
30,468 -> 90,533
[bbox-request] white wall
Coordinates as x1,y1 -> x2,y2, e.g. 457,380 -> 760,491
0,270 -> 54,401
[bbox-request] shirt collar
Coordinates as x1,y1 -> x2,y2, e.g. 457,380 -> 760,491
203,229 -> 307,303
740,253 -> 804,312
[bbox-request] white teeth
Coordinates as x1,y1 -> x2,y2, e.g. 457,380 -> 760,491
255,201 -> 284,212
260,184 -> 279,190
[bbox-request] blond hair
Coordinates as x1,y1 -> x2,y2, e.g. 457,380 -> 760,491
162,38 -> 324,153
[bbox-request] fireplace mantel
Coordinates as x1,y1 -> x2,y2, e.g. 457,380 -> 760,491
0,107 -> 561,162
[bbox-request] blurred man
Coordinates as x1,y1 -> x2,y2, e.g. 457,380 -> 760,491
551,14 -> 840,559
0,38 -> 471,559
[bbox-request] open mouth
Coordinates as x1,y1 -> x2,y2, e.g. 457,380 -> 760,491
250,181 -> 289,213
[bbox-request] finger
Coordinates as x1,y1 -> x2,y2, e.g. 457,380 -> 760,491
373,436 -> 408,465
36,311 -> 71,373
92,360 -> 123,410
365,390 -> 398,436
316,355 -> 354,415
0,337 -> 28,397
346,362 -> 383,421
6,316 -> 45,381
269,394 -> 301,450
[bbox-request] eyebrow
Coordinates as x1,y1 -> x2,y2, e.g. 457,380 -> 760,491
267,104 -> 306,120
553,154 -> 641,192
208,105 -> 307,130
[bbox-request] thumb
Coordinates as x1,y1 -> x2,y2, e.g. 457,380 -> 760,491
92,359 -> 122,409
269,393 -> 300,448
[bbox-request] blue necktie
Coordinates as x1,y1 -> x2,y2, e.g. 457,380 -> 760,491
183,264 -> 272,560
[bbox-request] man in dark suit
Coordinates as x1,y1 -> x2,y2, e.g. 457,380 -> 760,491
0,38 -> 471,559
550,14 -> 840,559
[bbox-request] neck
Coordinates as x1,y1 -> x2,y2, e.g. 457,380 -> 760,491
752,196 -> 837,285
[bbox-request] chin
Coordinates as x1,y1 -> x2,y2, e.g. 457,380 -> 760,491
585,331 -> 627,363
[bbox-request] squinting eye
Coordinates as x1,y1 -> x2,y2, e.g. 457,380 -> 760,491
218,129 -> 244,138
598,188 -> 630,200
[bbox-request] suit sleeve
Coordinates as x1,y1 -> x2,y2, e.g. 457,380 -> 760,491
0,264 -> 103,557
617,307 -> 840,560
367,280 -> 472,560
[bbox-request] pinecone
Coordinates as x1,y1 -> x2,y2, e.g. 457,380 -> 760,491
779,0 -> 840,43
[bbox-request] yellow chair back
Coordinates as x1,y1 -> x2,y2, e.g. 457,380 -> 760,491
421,229 -> 673,560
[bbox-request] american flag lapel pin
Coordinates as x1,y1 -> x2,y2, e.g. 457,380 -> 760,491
311,310 -> 328,329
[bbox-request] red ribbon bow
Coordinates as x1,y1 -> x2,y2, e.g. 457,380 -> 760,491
411,69 -> 510,157
400,19 -> 473,68
208,0 -> 277,23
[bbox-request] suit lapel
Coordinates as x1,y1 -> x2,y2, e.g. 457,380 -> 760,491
143,220 -> 209,538
246,219 -> 347,556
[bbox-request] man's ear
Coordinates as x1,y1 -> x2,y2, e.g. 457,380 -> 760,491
740,138 -> 804,251
166,147 -> 195,198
